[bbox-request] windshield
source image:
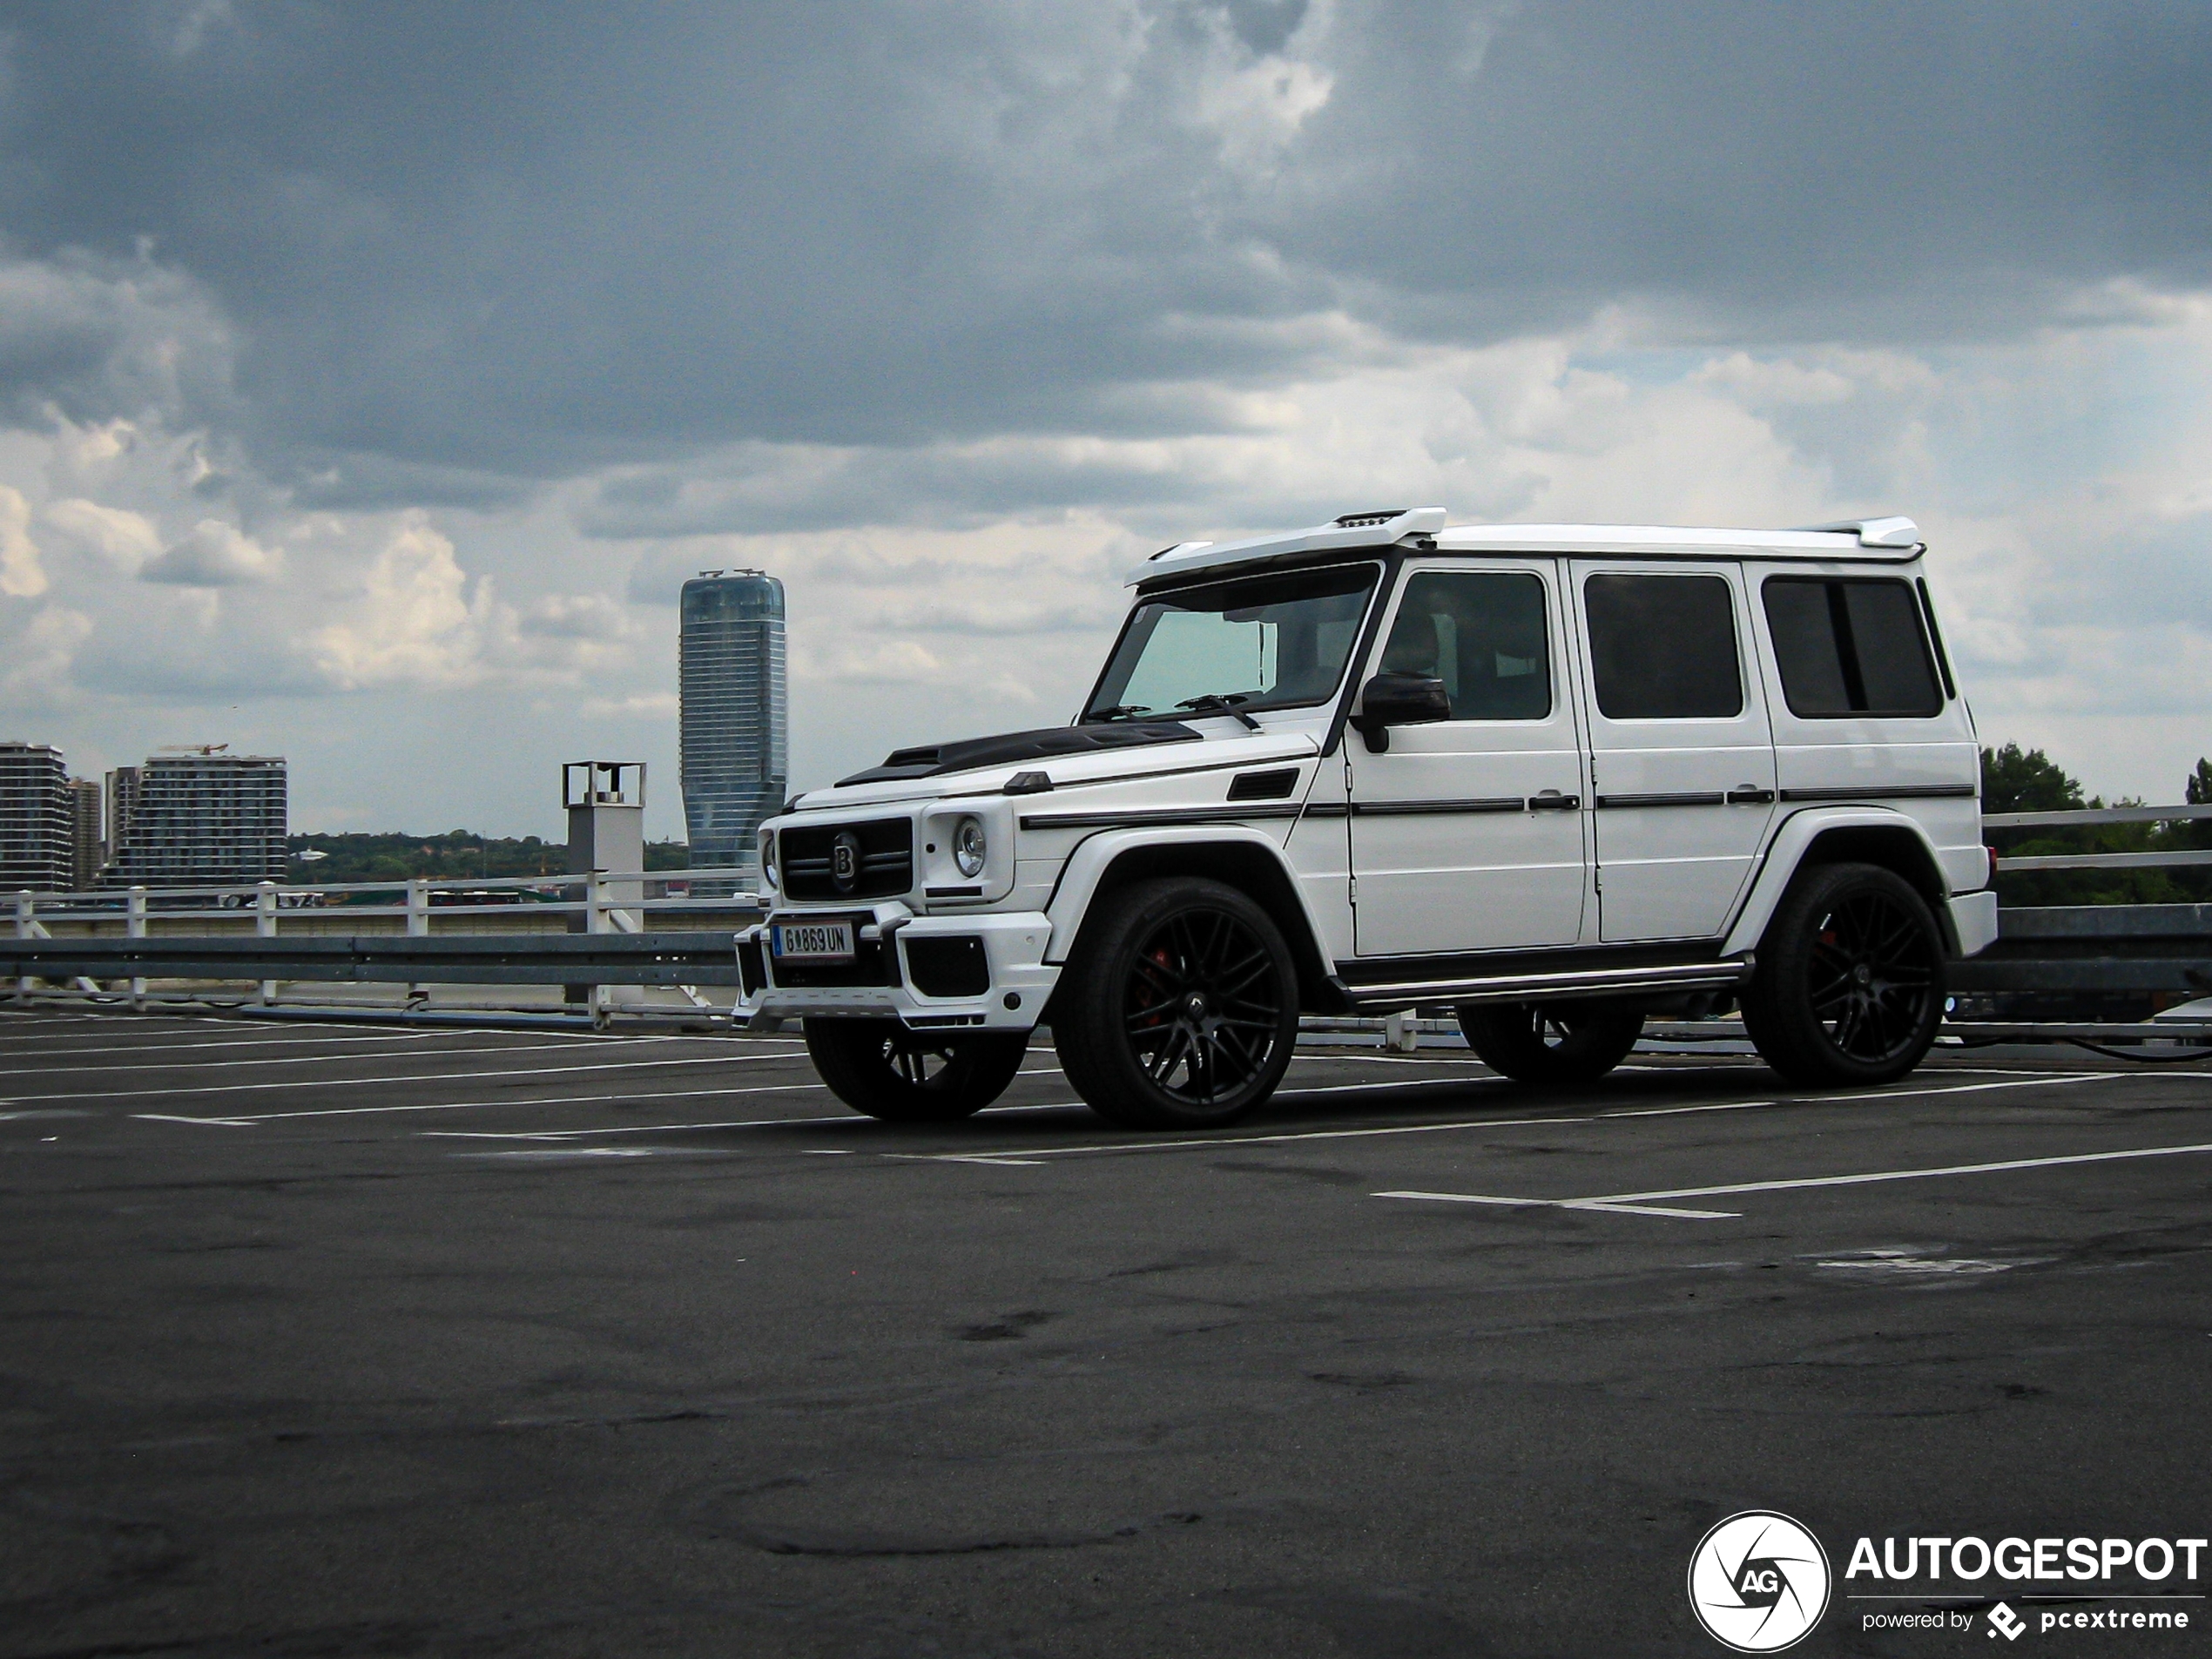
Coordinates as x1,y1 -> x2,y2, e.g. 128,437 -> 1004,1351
1083,563 -> 1379,723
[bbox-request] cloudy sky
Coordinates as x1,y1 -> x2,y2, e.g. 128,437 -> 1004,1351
2,0 -> 2209,838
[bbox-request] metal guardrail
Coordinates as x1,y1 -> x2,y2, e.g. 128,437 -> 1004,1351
5,809 -> 2208,1042
0,932 -> 751,988
1988,802 -> 2212,873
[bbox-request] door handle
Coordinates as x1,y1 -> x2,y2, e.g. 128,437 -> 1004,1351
1527,790 -> 1581,812
1725,786 -> 1776,806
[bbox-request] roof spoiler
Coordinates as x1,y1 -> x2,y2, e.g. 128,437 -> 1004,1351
1137,507 -> 1448,583
1793,516 -> 1922,549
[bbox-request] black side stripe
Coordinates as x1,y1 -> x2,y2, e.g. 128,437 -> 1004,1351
1018,804 -> 1305,830
1351,797 -> 1526,817
1592,791 -> 1726,809
1777,784 -> 1979,803
1301,799 -> 1529,819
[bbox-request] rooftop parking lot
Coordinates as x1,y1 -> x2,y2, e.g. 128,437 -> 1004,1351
3,1009 -> 2209,1656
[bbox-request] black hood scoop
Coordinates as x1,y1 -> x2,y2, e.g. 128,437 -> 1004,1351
837,721 -> 1201,786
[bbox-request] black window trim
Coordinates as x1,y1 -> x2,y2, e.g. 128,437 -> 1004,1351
1084,556 -> 1388,732
1759,572 -> 1945,722
1373,562 -> 1559,725
1579,567 -> 1748,723
1916,576 -> 1958,702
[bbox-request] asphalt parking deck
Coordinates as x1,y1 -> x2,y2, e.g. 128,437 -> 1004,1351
3,1011 -> 2209,1657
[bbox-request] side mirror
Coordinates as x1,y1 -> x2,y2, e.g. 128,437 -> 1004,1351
1352,672 -> 1450,752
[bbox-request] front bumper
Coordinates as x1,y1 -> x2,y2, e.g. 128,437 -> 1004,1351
735,905 -> 1058,1031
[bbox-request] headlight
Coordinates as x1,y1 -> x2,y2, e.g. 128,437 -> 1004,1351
758,828 -> 779,890
953,816 -> 987,878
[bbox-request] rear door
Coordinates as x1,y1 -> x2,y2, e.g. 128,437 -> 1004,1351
1569,561 -> 1777,942
1348,559 -> 1588,956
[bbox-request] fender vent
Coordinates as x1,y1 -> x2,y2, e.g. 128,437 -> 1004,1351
1229,767 -> 1300,801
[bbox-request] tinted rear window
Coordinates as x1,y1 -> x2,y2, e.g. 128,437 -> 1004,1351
1762,577 -> 1942,718
1583,573 -> 1743,719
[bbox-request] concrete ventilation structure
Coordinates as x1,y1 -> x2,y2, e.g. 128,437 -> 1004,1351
107,748 -> 287,887
0,740 -> 71,891
66,777 -> 103,892
679,570 -> 786,887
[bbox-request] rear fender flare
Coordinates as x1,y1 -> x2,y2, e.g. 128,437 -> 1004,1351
1723,807 -> 1956,957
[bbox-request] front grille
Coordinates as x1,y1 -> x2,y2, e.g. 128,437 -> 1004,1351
779,818 -> 914,900
770,934 -> 901,988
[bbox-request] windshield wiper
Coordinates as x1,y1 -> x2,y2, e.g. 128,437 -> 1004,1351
1175,693 -> 1262,731
1083,704 -> 1155,724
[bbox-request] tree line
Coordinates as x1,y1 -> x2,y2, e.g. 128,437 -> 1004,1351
284,830 -> 691,890
1984,745 -> 2212,907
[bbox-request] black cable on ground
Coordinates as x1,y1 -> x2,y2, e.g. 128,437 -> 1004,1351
1952,1034 -> 2212,1062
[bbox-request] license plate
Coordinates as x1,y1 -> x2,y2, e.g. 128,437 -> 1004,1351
771,920 -> 856,962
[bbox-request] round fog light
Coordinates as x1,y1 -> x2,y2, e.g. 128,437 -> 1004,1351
953,816 -> 987,878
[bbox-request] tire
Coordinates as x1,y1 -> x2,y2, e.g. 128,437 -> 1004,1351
1740,861 -> 1946,1088
804,1019 -> 1028,1122
1455,1001 -> 1644,1086
1053,876 -> 1302,1130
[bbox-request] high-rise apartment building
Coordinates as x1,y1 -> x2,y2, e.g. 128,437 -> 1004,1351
0,740 -> 71,891
108,749 -> 287,887
105,765 -> 140,877
679,570 -> 786,880
66,777 -> 104,892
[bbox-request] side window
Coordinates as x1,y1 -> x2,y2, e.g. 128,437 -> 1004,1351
1582,573 -> 1743,719
1762,577 -> 1943,718
1378,570 -> 1552,719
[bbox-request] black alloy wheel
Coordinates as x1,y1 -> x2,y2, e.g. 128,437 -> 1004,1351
804,1018 -> 1028,1122
1053,877 -> 1301,1130
1742,861 -> 1946,1087
1456,1000 -> 1645,1086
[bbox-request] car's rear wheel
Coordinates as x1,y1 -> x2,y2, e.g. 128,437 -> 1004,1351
1741,861 -> 1946,1087
804,1019 -> 1028,1122
1053,877 -> 1301,1130
1455,1001 -> 1644,1085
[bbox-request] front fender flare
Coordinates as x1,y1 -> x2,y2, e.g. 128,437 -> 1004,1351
1042,823 -> 1329,968
1721,806 -> 1956,958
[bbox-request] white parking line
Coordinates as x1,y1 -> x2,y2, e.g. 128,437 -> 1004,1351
887,1070 -> 2131,1163
1,1034 -> 736,1077
1378,1139 -> 2212,1220
10,1048 -> 813,1105
424,1100 -> 1085,1142
0,1029 -> 466,1058
134,1076 -> 834,1124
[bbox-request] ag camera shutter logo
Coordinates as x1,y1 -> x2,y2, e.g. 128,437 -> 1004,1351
1688,1511 -> 1831,1652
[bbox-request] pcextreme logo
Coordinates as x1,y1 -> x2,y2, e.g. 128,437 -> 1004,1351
1688,1511 -> 1833,1652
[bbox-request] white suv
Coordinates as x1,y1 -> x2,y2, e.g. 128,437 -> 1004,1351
738,509 -> 1997,1130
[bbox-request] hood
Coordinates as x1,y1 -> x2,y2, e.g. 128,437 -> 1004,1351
787,721 -> 1321,814
836,720 -> 1203,786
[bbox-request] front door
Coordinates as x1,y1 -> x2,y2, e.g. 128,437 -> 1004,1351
1349,560 -> 1588,956
1568,561 -> 1778,942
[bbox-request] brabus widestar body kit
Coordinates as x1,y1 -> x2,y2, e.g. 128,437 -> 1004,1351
737,509 -> 1995,1129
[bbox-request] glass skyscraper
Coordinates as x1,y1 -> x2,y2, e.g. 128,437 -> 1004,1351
679,570 -> 787,881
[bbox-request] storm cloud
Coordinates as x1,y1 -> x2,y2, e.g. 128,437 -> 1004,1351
1,0 -> 2208,826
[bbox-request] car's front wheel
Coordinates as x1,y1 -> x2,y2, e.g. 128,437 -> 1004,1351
1052,877 -> 1301,1130
1741,861 -> 1946,1087
804,1019 -> 1028,1122
1455,1001 -> 1644,1085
